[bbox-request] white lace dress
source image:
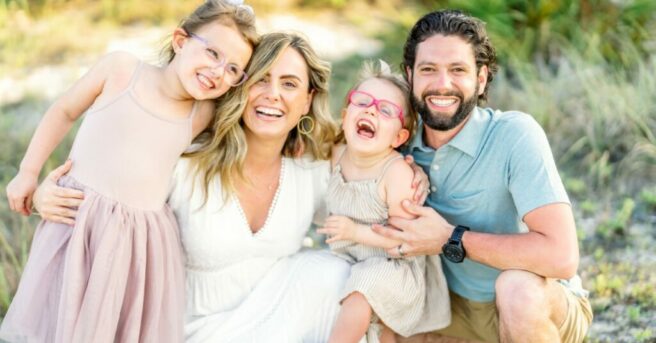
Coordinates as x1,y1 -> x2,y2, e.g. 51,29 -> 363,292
169,158 -> 350,343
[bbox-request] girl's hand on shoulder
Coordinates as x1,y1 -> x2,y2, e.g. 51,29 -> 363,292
33,160 -> 84,226
317,215 -> 357,243
6,171 -> 39,216
404,154 -> 429,204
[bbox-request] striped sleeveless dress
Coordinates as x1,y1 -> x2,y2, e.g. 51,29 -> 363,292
327,151 -> 451,339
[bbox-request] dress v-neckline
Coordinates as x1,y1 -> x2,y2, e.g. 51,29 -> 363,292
233,158 -> 287,236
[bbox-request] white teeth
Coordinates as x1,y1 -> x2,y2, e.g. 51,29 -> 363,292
357,120 -> 375,132
198,74 -> 214,89
356,119 -> 376,138
256,106 -> 283,117
428,98 -> 456,107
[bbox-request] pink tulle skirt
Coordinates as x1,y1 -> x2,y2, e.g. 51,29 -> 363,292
0,176 -> 185,343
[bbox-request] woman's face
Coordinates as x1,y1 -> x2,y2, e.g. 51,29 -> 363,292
243,47 -> 314,142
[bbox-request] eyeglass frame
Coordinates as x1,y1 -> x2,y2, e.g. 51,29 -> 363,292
187,32 -> 249,87
347,90 -> 405,127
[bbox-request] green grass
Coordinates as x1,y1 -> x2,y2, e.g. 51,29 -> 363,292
489,53 -> 656,197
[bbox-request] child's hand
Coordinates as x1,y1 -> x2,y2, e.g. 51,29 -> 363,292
317,215 -> 358,243
6,171 -> 39,216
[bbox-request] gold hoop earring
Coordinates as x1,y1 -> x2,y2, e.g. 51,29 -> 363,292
297,115 -> 315,136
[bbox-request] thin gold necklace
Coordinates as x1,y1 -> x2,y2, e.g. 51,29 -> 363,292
245,158 -> 282,191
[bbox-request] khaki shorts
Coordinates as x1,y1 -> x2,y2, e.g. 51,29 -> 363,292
399,284 -> 593,343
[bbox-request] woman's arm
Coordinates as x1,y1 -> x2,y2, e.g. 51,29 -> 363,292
6,53 -> 118,215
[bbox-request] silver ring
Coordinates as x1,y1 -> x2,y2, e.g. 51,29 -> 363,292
397,244 -> 406,257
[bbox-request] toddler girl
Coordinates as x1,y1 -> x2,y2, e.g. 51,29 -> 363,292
319,61 -> 450,343
1,1 -> 257,342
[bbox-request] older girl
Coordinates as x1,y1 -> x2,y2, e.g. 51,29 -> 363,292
1,1 -> 256,342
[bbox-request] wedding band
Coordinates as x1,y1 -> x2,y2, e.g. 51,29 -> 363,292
397,244 -> 406,257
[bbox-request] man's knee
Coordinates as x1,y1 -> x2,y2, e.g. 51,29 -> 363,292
495,270 -> 549,318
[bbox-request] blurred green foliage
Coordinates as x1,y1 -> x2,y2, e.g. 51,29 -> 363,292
1,0 -> 196,23
597,198 -> 635,240
634,329 -> 654,342
302,0 -> 656,67
0,0 -> 198,74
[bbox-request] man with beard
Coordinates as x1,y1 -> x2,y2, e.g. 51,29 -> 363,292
372,10 -> 592,343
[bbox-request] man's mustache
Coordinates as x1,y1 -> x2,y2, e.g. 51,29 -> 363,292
421,90 -> 463,99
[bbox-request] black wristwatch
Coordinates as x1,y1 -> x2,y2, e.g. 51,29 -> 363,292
442,225 -> 470,263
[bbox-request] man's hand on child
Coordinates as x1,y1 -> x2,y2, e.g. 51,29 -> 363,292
373,200 -> 454,258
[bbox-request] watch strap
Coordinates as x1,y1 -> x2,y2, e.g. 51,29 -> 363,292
451,225 -> 469,243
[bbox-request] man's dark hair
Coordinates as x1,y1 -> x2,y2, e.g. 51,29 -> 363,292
402,9 -> 498,103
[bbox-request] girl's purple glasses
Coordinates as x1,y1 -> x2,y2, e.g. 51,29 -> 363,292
188,33 -> 249,87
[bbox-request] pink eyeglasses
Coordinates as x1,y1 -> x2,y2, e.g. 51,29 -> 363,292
347,90 -> 405,126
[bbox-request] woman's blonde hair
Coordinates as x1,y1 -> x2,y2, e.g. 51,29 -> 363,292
335,60 -> 417,145
184,32 -> 338,204
162,0 -> 259,63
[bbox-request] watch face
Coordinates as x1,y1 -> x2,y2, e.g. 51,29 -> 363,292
443,244 -> 465,262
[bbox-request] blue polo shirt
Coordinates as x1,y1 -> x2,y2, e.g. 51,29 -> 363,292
407,107 -> 574,302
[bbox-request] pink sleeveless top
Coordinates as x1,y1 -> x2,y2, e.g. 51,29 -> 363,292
68,62 -> 196,210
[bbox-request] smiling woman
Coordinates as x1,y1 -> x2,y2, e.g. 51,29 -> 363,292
172,32 -> 350,341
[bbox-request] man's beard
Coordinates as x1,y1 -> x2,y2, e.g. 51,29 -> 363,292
411,85 -> 479,131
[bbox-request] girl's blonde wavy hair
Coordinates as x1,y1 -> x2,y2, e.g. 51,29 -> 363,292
335,60 -> 417,146
162,0 -> 259,63
184,32 -> 338,204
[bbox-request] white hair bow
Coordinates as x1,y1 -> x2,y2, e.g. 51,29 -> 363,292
225,0 -> 254,15
378,59 -> 392,74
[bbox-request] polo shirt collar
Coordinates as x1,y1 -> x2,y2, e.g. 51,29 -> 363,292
408,122 -> 433,153
409,107 -> 489,157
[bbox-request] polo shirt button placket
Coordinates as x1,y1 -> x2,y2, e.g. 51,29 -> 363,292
429,164 -> 440,195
